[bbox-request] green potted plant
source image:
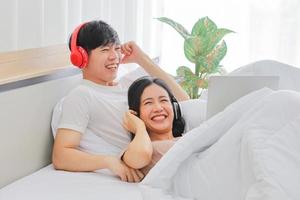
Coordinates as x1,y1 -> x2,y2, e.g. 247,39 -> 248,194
157,16 -> 234,98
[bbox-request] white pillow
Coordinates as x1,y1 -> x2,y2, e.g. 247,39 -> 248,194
179,99 -> 207,132
118,67 -> 148,88
230,60 -> 300,92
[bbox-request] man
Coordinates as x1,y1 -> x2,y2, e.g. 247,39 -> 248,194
52,20 -> 189,182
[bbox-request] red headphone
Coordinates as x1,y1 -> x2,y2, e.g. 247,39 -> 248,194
70,23 -> 88,68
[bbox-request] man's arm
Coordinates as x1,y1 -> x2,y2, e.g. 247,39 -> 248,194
138,55 -> 190,101
121,41 -> 190,101
52,128 -> 108,171
52,128 -> 144,182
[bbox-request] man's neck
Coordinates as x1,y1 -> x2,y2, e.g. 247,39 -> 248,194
83,77 -> 118,86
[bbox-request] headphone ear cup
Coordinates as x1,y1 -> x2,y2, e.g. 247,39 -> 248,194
172,101 -> 180,120
77,46 -> 88,68
70,46 -> 88,68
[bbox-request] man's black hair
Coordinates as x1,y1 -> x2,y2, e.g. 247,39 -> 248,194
68,20 -> 120,54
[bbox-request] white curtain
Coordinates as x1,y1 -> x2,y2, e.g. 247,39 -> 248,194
159,0 -> 300,74
0,0 -> 162,51
0,0 -> 162,75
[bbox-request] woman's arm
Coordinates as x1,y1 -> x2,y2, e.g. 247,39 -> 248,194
121,41 -> 190,101
122,111 -> 153,169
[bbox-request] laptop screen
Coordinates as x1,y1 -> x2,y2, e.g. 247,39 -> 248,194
206,76 -> 279,119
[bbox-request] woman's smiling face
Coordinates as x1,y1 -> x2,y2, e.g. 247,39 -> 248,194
139,84 -> 174,138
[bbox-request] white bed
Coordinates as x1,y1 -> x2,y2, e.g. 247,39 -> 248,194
0,165 -> 143,200
1,60 -> 300,200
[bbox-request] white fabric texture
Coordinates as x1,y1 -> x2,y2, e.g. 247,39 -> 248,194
141,88 -> 300,200
179,99 -> 207,132
57,79 -> 131,156
0,165 -> 143,200
230,60 -> 300,92
117,66 -> 148,89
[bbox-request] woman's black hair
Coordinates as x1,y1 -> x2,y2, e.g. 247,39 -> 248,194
68,20 -> 120,54
128,76 -> 185,137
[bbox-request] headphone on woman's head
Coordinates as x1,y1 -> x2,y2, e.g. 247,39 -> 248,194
70,23 -> 89,68
171,96 -> 182,120
170,96 -> 185,137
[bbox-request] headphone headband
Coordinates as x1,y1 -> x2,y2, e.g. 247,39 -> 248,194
70,23 -> 86,52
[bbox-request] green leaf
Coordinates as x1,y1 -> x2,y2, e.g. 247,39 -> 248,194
206,41 -> 227,73
195,41 -> 227,74
176,66 -> 207,97
184,36 -> 208,63
196,56 -> 210,74
191,17 -> 217,37
208,41 -> 227,64
176,66 -> 194,78
156,17 -> 190,39
205,28 -> 233,54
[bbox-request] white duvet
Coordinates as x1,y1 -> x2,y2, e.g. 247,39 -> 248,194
140,88 -> 300,200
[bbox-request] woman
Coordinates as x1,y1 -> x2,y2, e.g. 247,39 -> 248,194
121,76 -> 186,174
122,77 -> 300,199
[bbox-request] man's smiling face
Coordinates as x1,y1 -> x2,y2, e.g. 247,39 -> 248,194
83,43 -> 122,85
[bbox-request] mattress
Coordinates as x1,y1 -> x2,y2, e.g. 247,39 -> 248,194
0,165 -> 143,200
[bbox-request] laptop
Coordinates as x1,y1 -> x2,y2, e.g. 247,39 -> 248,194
206,76 -> 279,119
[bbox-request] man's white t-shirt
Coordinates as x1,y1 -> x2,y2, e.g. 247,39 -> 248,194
57,79 -> 132,156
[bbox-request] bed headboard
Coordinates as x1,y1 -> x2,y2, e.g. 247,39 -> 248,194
0,45 -> 82,188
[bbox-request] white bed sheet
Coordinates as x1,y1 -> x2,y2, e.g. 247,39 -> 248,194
0,165 -> 143,200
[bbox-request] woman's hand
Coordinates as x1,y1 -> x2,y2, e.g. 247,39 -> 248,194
121,41 -> 147,65
105,156 -> 144,182
122,110 -> 153,169
123,110 -> 146,134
